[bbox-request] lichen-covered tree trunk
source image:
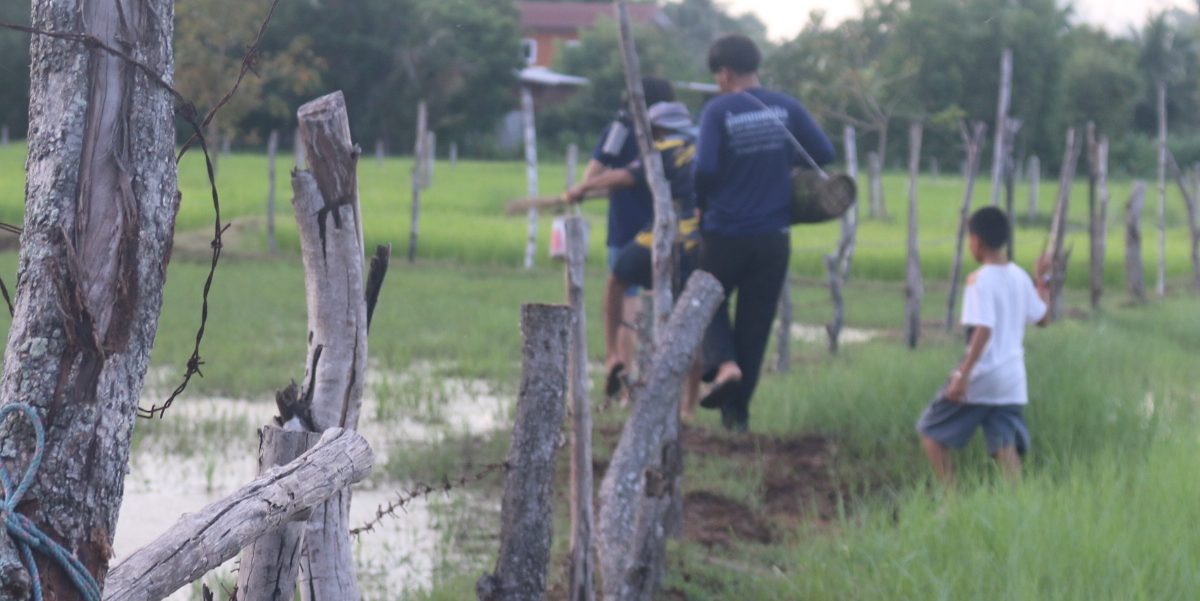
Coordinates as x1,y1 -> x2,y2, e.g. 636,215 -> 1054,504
0,0 -> 177,597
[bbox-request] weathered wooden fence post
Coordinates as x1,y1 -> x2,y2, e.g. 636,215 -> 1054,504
0,0 -> 178,594
409,100 -> 428,263
904,123 -> 924,348
267,129 -> 279,254
1165,153 -> 1200,292
868,151 -> 885,219
522,86 -> 540,270
567,142 -> 579,189
235,425 -> 322,601
564,216 -> 595,601
450,141 -> 458,168
825,125 -> 860,354
427,131 -> 437,184
476,304 -> 571,601
947,122 -> 987,332
1126,182 -> 1148,302
1090,132 -> 1112,311
293,91 -> 370,601
990,48 -> 1013,207
1047,128 -> 1081,321
294,129 -> 306,169
1156,80 -> 1168,298
597,272 -> 724,601
775,279 -> 792,371
375,138 -> 384,164
1027,155 -> 1040,219
1002,118 -> 1022,259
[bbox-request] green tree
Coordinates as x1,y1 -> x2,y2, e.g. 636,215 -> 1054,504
1062,28 -> 1142,138
0,2 -> 31,138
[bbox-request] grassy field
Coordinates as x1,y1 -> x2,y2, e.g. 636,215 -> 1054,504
0,144 -> 1197,599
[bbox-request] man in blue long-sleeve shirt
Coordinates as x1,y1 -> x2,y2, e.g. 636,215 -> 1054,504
693,34 -> 836,431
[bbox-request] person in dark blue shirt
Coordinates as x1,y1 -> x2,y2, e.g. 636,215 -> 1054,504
693,34 -> 836,432
577,78 -> 675,398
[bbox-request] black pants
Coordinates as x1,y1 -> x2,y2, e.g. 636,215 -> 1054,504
699,230 -> 791,423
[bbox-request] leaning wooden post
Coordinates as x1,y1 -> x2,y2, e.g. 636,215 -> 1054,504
477,305 -> 572,601
267,129 -> 279,254
1126,182 -> 1148,302
1164,152 -> 1200,292
946,122 -> 987,332
868,151 -> 885,219
1156,80 -> 1168,297
449,141 -> 459,168
0,0 -> 178,594
563,217 -> 595,601
235,425 -> 322,601
293,91 -> 370,601
826,125 -> 860,353
616,1 -> 676,340
425,131 -> 437,186
597,272 -> 724,601
375,138 -> 385,164
990,48 -> 1013,207
1047,128 -> 1081,321
408,100 -> 428,263
104,429 -> 373,601
522,86 -> 540,270
1027,155 -> 1040,220
904,123 -> 924,348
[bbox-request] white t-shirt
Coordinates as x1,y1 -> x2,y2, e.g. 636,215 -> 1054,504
960,263 -> 1047,405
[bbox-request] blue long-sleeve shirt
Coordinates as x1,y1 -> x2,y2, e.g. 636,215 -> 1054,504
693,88 -> 836,236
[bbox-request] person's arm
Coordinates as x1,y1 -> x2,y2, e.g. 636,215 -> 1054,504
567,165 -> 634,202
788,100 -> 836,167
947,326 -> 992,402
692,103 -> 724,211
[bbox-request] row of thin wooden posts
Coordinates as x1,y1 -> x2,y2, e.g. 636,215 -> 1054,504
776,114 -> 1200,369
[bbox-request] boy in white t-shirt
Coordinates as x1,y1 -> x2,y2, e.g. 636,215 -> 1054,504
917,207 -> 1052,484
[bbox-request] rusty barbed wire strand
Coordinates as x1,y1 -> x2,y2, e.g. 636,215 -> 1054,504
350,461 -> 510,538
0,0 -> 282,419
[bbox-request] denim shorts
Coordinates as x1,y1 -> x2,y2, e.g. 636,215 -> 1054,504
608,245 -> 641,297
916,396 -> 1029,455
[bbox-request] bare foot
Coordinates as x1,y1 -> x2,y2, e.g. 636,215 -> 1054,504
713,361 -> 742,386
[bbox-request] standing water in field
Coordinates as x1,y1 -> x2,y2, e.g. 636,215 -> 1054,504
115,364 -> 510,600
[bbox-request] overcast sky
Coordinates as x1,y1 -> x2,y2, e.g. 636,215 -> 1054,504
721,0 -> 1196,42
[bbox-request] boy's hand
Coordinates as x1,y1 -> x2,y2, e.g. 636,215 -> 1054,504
1035,253 -> 1053,282
946,370 -> 968,403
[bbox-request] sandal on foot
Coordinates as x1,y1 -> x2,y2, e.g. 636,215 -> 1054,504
605,362 -> 627,398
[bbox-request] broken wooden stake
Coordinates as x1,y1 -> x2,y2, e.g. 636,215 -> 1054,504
103,429 -> 372,601
294,91 -> 370,601
235,425 -> 322,601
868,151 -> 885,219
990,48 -> 1013,207
826,125 -> 859,353
1047,128 -> 1081,321
598,271 -> 724,601
1089,132 -> 1111,311
1027,155 -> 1040,219
477,304 -> 572,601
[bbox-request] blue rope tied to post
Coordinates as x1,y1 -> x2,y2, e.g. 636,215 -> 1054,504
1,403 -> 103,601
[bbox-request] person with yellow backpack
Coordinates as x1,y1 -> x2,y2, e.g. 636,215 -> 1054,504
566,101 -> 703,418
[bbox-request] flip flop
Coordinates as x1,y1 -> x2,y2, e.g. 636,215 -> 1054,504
699,378 -> 738,410
605,362 -> 626,398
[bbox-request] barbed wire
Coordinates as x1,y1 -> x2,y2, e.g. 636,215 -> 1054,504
0,0 -> 282,419
350,461 -> 510,538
